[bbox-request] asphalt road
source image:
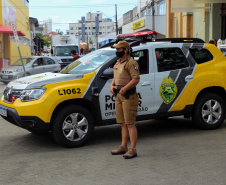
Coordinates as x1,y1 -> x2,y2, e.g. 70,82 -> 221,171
0,82 -> 226,185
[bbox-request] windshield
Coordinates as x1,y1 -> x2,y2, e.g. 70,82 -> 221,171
12,58 -> 33,66
60,49 -> 115,74
55,46 -> 79,56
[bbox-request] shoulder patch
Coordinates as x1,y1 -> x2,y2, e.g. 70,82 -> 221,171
133,64 -> 139,70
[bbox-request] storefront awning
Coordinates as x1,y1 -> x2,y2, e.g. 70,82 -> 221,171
0,25 -> 25,36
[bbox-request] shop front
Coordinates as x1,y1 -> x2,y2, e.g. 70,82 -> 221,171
0,0 -> 30,70
167,0 -> 226,41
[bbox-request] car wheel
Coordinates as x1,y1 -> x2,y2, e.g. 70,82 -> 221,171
192,93 -> 225,130
52,105 -> 94,147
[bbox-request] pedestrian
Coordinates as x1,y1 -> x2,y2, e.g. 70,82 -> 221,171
71,49 -> 80,61
80,47 -> 84,55
110,41 -> 140,159
209,39 -> 217,46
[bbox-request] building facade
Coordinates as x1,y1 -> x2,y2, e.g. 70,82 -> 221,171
41,19 -> 52,34
0,0 -> 30,69
166,0 -> 226,42
68,12 -> 115,45
122,0 -> 166,37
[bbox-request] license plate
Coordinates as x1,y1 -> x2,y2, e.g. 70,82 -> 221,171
2,75 -> 8,79
0,106 -> 7,117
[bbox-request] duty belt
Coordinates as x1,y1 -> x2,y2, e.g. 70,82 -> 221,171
113,87 -> 136,99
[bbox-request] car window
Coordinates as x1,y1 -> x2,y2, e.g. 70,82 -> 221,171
12,58 -> 33,66
133,50 -> 149,74
189,48 -> 213,64
61,49 -> 115,74
45,58 -> 55,65
34,58 -> 44,66
155,47 -> 189,72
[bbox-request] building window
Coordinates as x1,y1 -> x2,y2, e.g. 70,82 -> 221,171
99,26 -> 102,29
157,0 -> 166,15
149,7 -> 153,15
89,27 -> 91,29
107,26 -> 111,29
70,27 -> 73,30
93,27 -> 96,29
142,9 -> 146,17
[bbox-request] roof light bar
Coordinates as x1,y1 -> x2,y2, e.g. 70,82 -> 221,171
117,31 -> 157,39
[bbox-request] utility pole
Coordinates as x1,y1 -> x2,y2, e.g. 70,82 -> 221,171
86,34 -> 89,53
95,14 -> 99,50
151,0 -> 155,31
115,4 -> 118,36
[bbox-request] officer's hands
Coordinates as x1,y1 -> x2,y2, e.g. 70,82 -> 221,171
110,86 -> 115,95
119,88 -> 126,95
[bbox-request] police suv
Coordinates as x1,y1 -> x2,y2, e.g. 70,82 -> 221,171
1,31 -> 225,147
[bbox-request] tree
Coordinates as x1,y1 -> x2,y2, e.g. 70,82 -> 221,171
56,29 -> 63,35
36,33 -> 44,40
44,37 -> 51,47
35,33 -> 51,47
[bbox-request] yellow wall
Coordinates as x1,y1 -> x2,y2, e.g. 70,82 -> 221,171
0,0 -> 30,64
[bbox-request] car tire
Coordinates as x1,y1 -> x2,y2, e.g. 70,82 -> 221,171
192,93 -> 225,130
52,105 -> 94,148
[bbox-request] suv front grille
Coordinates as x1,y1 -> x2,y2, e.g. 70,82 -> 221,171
3,87 -> 22,103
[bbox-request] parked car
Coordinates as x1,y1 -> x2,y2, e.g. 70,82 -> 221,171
0,56 -> 61,84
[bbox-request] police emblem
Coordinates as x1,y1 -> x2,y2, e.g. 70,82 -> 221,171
120,68 -> 123,73
134,65 -> 139,70
159,77 -> 177,104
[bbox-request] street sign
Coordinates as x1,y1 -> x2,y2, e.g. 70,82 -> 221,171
11,23 -> 20,47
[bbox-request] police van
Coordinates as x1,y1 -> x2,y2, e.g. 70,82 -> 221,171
1,31 -> 226,147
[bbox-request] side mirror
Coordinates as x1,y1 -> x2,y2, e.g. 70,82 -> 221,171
32,63 -> 38,67
100,68 -> 113,79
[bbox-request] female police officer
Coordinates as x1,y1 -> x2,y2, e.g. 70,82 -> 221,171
110,41 -> 140,159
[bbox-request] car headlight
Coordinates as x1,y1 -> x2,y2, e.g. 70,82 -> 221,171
13,68 -> 23,72
20,89 -> 46,102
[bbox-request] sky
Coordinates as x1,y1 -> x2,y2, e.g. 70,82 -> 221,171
29,0 -> 138,34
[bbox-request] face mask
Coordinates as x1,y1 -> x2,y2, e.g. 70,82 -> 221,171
116,50 -> 125,58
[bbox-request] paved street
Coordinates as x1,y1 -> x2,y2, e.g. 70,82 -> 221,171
0,82 -> 226,185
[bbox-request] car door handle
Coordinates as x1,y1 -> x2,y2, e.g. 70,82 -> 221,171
185,75 -> 194,82
142,81 -> 151,86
